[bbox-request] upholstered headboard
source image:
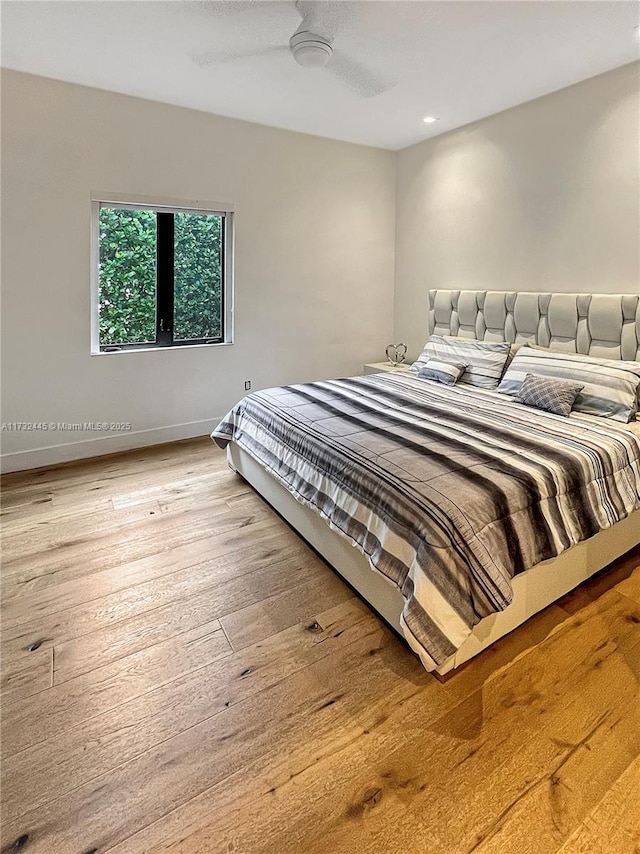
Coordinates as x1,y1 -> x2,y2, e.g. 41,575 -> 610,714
428,290 -> 640,361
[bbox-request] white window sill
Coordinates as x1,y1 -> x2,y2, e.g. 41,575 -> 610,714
91,341 -> 234,356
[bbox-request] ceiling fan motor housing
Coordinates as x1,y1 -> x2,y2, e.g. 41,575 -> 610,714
289,30 -> 333,68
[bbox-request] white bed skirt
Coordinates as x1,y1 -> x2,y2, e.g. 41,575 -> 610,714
227,442 -> 640,676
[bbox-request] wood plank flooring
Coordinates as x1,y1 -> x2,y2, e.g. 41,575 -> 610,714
1,437 -> 639,854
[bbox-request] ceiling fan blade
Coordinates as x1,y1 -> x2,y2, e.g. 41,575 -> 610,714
326,52 -> 391,99
192,45 -> 288,67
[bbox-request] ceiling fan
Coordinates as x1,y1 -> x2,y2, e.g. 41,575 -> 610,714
192,0 -> 391,98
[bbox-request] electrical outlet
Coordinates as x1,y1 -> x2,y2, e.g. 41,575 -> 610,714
244,380 -> 252,391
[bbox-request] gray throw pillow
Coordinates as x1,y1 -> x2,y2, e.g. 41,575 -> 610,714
517,373 -> 583,417
417,357 -> 468,386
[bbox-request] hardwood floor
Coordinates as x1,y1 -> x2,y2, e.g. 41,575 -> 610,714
1,437 -> 639,854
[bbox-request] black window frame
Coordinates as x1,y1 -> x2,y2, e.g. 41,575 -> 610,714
96,203 -> 230,353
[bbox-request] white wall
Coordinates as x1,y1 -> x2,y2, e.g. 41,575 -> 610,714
3,63 -> 640,471
0,70 -> 396,471
394,62 -> 640,358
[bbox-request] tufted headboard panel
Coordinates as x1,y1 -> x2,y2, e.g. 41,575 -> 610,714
428,290 -> 640,361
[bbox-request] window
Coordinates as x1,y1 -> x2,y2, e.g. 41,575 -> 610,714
92,198 -> 233,352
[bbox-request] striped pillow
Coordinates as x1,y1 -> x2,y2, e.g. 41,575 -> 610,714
417,357 -> 468,386
497,347 -> 640,423
411,335 -> 511,389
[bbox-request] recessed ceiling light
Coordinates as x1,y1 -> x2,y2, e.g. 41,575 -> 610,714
423,116 -> 439,124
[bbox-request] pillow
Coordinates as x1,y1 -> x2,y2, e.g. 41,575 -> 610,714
417,357 -> 468,386
517,373 -> 583,417
504,342 -> 524,371
497,347 -> 640,423
411,335 -> 511,389
443,335 -> 522,366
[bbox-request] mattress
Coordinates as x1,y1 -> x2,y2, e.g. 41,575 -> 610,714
212,373 -> 640,667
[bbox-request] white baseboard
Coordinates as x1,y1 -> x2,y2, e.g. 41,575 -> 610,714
0,418 -> 221,474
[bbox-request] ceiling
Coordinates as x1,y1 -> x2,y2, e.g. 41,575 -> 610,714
2,0 -> 639,150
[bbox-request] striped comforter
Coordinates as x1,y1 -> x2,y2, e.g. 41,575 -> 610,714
212,373 -> 640,668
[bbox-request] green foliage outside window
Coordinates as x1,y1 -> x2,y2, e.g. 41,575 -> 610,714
99,207 -> 223,346
174,213 -> 222,341
99,208 -> 157,345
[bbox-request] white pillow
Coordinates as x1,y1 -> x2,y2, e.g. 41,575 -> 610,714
497,347 -> 640,423
411,335 -> 511,390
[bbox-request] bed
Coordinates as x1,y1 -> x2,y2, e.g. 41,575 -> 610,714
212,290 -> 640,676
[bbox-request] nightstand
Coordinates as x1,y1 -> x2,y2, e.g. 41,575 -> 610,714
364,362 -> 412,375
